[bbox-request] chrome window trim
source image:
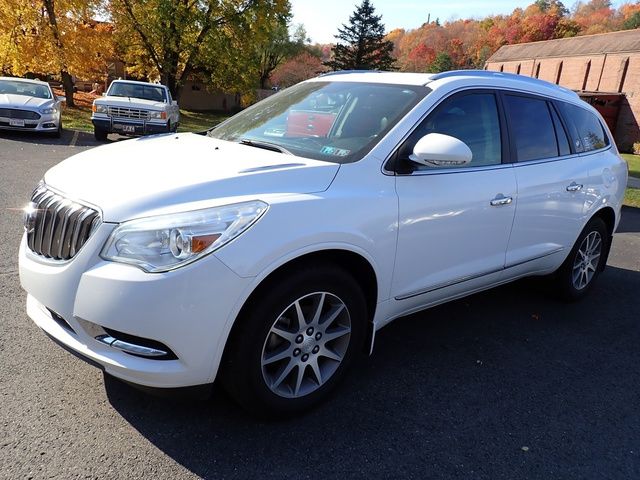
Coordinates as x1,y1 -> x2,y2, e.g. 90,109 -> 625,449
510,144 -> 612,168
396,162 -> 514,177
379,84 -> 610,177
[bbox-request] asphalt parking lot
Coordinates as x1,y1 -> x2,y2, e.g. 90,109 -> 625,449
1,131 -> 639,480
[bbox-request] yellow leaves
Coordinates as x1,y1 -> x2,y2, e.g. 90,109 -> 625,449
0,0 -> 114,79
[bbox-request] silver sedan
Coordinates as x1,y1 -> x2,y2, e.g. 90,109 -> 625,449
0,77 -> 64,138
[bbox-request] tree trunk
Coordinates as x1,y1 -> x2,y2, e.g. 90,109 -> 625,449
42,0 -> 75,107
161,71 -> 178,100
61,70 -> 75,107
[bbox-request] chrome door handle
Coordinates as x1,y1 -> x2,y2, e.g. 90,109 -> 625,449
490,194 -> 513,206
566,182 -> 583,192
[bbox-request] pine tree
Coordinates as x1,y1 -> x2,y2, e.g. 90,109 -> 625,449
429,52 -> 453,73
324,0 -> 396,71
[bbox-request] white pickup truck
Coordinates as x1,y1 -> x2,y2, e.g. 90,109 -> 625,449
91,80 -> 180,141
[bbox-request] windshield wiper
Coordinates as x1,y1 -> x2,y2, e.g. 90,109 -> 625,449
238,138 -> 292,155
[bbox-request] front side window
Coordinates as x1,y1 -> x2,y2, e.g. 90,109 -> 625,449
504,95 -> 558,162
558,102 -> 609,152
208,81 -> 428,164
398,92 -> 502,169
108,82 -> 168,103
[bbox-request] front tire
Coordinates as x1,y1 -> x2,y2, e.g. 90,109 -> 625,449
94,127 -> 108,141
221,265 -> 367,417
554,217 -> 608,301
52,121 -> 62,139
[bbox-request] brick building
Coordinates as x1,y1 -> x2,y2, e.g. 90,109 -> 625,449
485,30 -> 640,151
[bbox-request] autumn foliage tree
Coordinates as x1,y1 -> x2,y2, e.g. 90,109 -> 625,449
110,0 -> 291,99
271,51 -> 324,88
388,0 -> 640,75
0,0 -> 114,106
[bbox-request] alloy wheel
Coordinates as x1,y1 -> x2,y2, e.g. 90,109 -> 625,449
572,231 -> 602,290
261,292 -> 351,398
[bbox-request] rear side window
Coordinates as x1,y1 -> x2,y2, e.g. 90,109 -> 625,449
550,104 -> 571,156
558,102 -> 609,152
504,95 -> 558,162
399,91 -> 502,169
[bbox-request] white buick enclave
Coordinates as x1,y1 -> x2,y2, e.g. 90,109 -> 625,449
19,71 -> 627,416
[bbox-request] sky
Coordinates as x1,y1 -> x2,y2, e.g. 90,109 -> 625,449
290,0 -> 626,44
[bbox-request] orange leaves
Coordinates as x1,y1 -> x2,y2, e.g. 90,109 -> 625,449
389,0 -> 633,74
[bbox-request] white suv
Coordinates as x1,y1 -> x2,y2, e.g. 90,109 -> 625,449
19,71 -> 627,416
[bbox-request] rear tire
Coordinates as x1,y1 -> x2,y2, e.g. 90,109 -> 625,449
553,217 -> 609,301
94,127 -> 108,141
220,264 -> 367,417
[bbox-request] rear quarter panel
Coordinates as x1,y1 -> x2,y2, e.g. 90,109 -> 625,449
582,147 -> 627,231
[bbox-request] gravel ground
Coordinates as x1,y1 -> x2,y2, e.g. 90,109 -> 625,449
1,131 -> 639,479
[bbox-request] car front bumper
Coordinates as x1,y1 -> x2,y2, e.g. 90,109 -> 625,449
19,224 -> 252,388
92,116 -> 171,135
0,112 -> 60,132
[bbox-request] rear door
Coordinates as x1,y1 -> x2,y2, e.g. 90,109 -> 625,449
502,92 -> 588,267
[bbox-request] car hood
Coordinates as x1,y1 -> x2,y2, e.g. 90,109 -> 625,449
0,94 -> 52,110
95,96 -> 167,110
44,133 -> 340,222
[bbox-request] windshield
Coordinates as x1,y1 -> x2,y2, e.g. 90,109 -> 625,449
0,80 -> 52,99
108,82 -> 167,103
208,81 -> 427,163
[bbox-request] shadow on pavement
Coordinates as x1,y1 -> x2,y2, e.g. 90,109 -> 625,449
0,129 -> 126,148
618,206 -> 640,234
105,267 -> 640,479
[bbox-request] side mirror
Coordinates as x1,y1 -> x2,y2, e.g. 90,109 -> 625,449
57,96 -> 66,103
172,100 -> 178,106
409,133 -> 472,168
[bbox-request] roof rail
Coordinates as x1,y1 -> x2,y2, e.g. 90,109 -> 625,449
429,69 -> 578,96
318,70 -> 383,77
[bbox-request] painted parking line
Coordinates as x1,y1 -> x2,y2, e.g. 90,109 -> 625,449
70,130 -> 80,147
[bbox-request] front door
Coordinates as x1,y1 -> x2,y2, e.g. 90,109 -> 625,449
391,90 -> 517,303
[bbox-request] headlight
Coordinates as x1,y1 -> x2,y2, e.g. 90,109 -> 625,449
92,104 -> 108,114
40,106 -> 58,114
100,201 -> 268,272
149,111 -> 167,120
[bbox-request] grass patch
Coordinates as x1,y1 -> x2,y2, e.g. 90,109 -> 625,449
60,102 -> 231,134
61,105 -> 93,132
178,110 -> 230,133
624,187 -> 640,208
621,153 -> 640,179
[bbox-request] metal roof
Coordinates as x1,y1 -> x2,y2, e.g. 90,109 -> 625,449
487,29 -> 640,62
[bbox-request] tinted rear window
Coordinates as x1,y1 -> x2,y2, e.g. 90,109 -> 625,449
505,95 -> 558,162
558,102 -> 609,152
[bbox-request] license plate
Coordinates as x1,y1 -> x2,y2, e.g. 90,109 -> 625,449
116,124 -> 136,133
9,119 -> 25,127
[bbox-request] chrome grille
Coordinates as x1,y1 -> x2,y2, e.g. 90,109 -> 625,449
0,108 -> 40,120
107,106 -> 149,120
27,186 -> 101,261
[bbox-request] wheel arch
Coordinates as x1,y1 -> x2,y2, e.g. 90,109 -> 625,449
591,205 -> 616,236
590,205 -> 616,272
220,248 -> 379,368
